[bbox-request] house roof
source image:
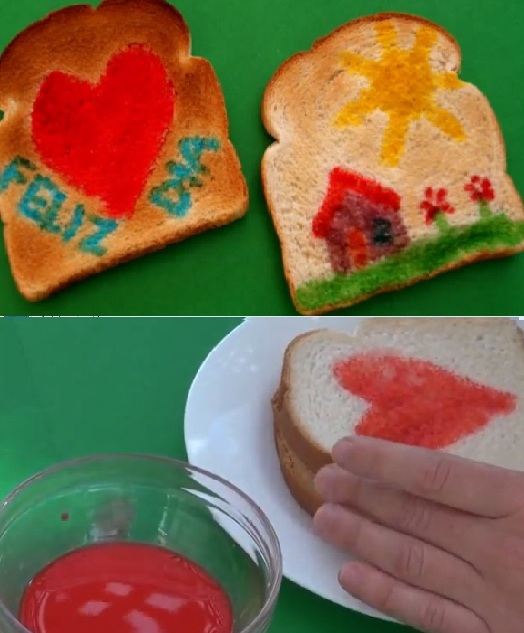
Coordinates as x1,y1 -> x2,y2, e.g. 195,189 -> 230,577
312,167 -> 401,239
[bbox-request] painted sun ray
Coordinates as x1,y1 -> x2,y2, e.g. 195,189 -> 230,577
425,104 -> 465,141
436,72 -> 464,91
335,88 -> 376,127
375,20 -> 398,50
339,51 -> 376,78
412,24 -> 438,55
381,112 -> 411,167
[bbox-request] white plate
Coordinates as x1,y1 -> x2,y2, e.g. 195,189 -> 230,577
184,316 -> 393,621
184,317 -> 524,622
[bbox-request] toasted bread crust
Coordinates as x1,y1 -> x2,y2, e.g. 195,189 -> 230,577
261,12 -> 524,315
0,0 -> 248,301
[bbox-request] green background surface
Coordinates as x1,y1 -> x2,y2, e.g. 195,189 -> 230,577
1,0 -> 524,316
0,316 -> 412,632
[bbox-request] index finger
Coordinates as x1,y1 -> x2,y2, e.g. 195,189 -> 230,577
332,436 -> 524,517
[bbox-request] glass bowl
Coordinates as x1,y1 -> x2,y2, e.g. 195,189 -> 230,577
0,454 -> 282,633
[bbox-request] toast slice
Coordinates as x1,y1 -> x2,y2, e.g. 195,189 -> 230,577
262,13 -> 524,315
0,0 -> 248,301
272,318 -> 524,515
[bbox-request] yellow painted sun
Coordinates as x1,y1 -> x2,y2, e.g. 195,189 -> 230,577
335,21 -> 466,167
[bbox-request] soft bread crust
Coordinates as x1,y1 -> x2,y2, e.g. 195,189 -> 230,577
262,13 -> 524,315
273,421 -> 321,517
0,0 -> 248,301
273,319 -> 524,514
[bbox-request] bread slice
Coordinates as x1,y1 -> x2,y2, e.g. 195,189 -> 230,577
272,318 -> 524,515
262,13 -> 524,315
0,0 -> 248,301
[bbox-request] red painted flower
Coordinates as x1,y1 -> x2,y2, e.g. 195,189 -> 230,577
465,176 -> 495,203
420,187 -> 455,224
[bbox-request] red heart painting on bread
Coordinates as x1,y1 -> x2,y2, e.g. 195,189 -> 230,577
333,353 -> 517,449
0,0 -> 249,302
32,44 -> 175,220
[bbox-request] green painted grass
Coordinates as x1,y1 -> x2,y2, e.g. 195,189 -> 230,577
295,214 -> 524,312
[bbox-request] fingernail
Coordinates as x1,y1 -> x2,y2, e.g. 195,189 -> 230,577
340,563 -> 362,587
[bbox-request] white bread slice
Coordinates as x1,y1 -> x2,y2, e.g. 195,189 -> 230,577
272,318 -> 524,515
262,14 -> 524,315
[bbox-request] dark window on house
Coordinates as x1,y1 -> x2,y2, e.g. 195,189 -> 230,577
371,217 -> 394,245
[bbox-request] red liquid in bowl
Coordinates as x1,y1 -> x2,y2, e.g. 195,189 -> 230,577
19,542 -> 233,633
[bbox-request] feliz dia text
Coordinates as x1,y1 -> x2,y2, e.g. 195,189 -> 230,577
0,136 -> 220,257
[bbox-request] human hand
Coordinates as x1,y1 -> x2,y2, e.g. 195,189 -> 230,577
313,436 -> 524,633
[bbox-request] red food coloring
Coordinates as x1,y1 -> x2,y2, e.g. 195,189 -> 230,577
19,542 -> 233,633
465,176 -> 495,203
32,44 -> 175,220
60,512 -> 69,522
420,187 -> 455,224
333,352 -> 516,449
312,168 -> 401,239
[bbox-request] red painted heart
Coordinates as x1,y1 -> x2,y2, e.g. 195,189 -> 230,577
333,352 -> 516,449
32,44 -> 175,220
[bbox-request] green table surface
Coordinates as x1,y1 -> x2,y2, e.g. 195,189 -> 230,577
0,316 -> 413,632
1,0 -> 524,316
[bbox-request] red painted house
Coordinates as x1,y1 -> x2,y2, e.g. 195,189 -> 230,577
312,168 -> 409,274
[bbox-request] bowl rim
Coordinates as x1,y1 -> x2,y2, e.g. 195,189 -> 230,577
0,452 -> 283,633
